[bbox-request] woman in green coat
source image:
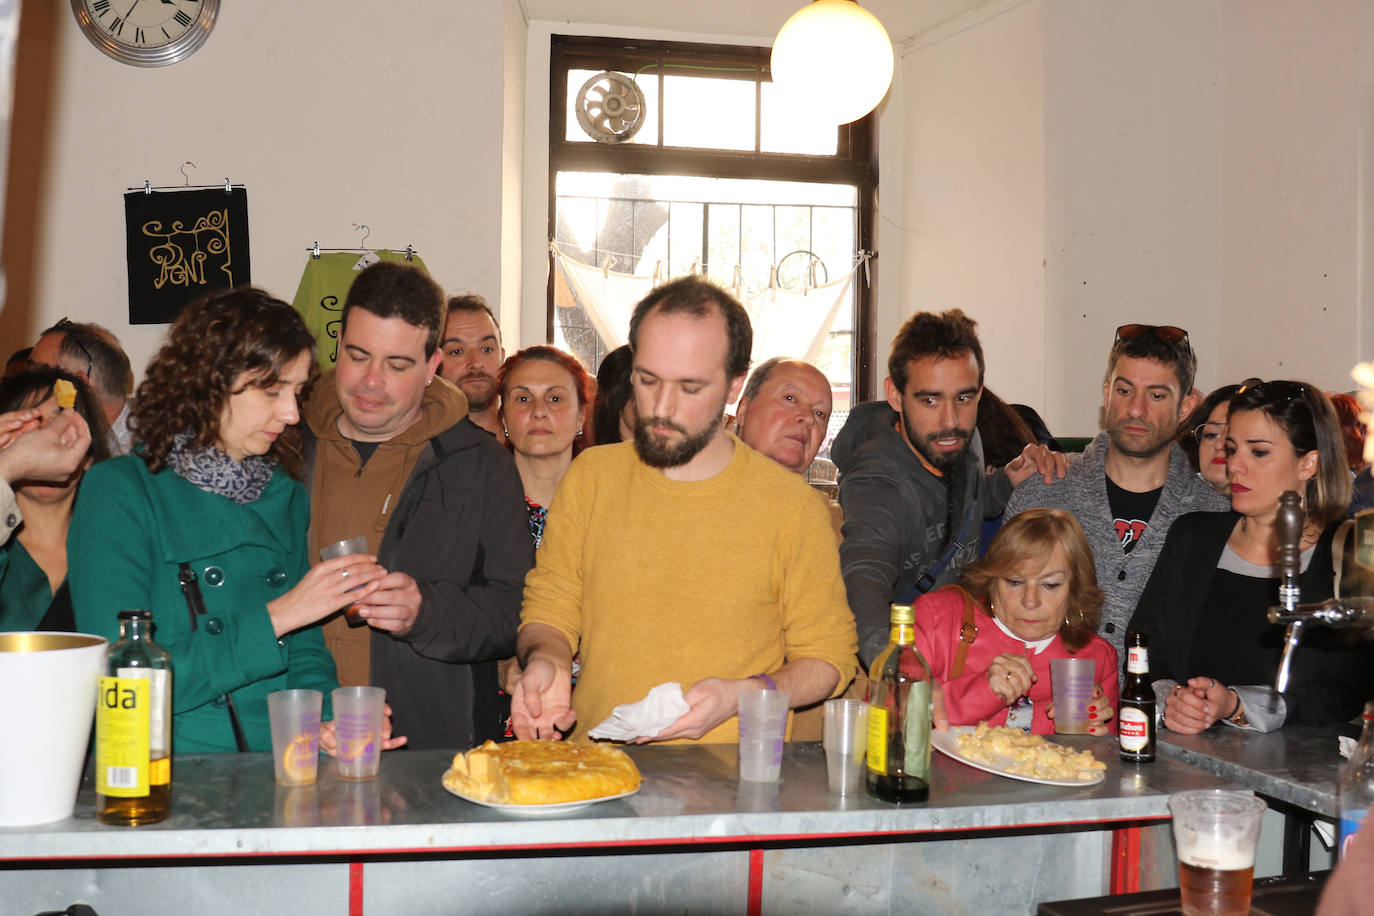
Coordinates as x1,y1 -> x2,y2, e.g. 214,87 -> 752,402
69,289 -> 390,753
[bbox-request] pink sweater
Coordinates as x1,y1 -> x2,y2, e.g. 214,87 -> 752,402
909,587 -> 1119,735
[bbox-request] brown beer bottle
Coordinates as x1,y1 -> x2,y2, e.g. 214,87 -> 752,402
1118,630 -> 1155,763
865,603 -> 933,803
96,610 -> 173,826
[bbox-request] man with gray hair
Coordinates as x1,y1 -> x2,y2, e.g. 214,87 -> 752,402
31,319 -> 134,455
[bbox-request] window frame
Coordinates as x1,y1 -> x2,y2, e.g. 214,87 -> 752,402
547,34 -> 878,401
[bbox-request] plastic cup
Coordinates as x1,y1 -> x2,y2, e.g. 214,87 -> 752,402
823,698 -> 869,795
1050,657 -> 1094,734
320,535 -> 370,627
1169,789 -> 1266,916
332,686 -> 385,780
267,689 -> 322,785
737,688 -> 790,782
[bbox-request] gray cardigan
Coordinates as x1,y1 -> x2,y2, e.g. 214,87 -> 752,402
1003,432 -> 1230,661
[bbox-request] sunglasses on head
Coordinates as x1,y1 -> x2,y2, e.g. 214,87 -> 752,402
1115,324 -> 1189,346
50,317 -> 94,380
1236,378 -> 1307,402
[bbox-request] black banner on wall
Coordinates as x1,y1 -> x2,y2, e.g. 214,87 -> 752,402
124,188 -> 251,325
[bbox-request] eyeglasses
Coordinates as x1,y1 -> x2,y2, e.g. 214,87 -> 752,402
1115,324 -> 1190,347
1236,378 -> 1307,402
51,317 -> 94,380
1191,423 -> 1225,446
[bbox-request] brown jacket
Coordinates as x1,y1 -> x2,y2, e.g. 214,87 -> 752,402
305,373 -> 469,686
304,372 -> 534,749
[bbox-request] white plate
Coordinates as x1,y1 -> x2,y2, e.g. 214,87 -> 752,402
931,726 -> 1106,787
443,783 -> 639,815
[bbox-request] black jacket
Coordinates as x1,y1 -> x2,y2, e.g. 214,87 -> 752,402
1127,510 -> 1371,728
307,417 -> 534,750
833,401 -> 1011,665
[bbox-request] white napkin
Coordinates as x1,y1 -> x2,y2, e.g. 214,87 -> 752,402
1340,736 -> 1356,759
588,682 -> 691,742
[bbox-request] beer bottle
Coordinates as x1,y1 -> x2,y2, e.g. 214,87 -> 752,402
1118,630 -> 1155,763
1338,702 -> 1374,858
96,610 -> 173,826
865,603 -> 933,803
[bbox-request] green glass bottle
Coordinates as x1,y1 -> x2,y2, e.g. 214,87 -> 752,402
865,603 -> 933,803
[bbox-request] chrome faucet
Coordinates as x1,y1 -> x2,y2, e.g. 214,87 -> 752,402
1267,491 -> 1373,692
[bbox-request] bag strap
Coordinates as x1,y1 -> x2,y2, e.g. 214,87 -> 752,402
895,497 -> 979,604
177,562 -> 249,752
947,585 -> 980,678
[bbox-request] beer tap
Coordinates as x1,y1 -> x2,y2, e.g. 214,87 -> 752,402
1267,491 -> 1373,693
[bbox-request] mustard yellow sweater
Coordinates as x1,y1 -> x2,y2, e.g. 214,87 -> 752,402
520,437 -> 858,743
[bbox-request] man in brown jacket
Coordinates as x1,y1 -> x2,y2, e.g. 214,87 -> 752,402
305,262 -> 533,750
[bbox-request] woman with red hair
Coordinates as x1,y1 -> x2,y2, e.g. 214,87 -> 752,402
498,346 -> 592,548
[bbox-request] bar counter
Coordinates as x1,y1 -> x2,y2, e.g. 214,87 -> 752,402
1157,724 -> 1353,818
0,738 -> 1220,916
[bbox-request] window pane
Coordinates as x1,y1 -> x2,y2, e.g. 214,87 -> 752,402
705,203 -> 740,284
662,75 -> 755,151
554,172 -> 859,406
760,83 -> 839,155
565,69 -> 658,145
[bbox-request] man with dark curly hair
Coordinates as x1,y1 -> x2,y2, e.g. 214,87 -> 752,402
833,309 -> 1065,666
303,261 -> 533,750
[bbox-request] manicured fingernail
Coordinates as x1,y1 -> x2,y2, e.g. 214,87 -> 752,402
1088,705 -> 1097,713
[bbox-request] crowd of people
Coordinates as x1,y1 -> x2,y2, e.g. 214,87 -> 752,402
1,262 -> 1372,762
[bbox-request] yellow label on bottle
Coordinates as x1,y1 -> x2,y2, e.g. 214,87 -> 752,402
96,676 -> 151,798
866,705 -> 888,773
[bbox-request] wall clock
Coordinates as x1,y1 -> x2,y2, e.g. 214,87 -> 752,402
70,0 -> 219,68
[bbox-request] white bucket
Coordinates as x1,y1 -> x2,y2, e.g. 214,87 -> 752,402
0,632 -> 107,825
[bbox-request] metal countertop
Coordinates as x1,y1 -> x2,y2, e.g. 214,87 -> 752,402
1157,724 -> 1354,818
0,737 -> 1225,861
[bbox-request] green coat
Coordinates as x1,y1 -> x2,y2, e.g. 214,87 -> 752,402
0,539 -> 55,632
69,455 -> 338,753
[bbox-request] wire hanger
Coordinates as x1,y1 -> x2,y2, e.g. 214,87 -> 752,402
130,160 -> 240,194
308,222 -> 417,260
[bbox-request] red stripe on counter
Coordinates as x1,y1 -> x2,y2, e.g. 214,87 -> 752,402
747,847 -> 764,916
1110,827 -> 1142,894
350,860 -> 364,916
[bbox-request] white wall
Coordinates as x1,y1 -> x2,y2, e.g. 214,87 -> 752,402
2,0 -> 527,379
1043,0 -> 1222,431
903,0 -> 1374,435
898,0 -> 1045,411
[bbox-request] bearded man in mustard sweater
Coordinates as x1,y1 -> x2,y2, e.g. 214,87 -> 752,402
511,276 -> 858,744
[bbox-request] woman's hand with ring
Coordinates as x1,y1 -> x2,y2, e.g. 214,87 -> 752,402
1185,676 -> 1233,728
986,653 -> 1035,706
267,553 -> 388,635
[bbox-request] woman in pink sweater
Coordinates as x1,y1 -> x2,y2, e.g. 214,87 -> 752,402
911,508 -> 1118,735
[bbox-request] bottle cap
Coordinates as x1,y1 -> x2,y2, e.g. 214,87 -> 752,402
117,609 -> 153,622
889,603 -> 915,625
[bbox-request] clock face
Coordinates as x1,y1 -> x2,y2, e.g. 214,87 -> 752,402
71,0 -> 220,67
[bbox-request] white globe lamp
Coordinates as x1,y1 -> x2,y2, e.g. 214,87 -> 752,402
770,0 -> 895,126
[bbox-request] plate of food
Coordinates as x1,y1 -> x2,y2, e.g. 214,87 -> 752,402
443,785 -> 639,816
932,723 -> 1106,787
442,740 -> 643,815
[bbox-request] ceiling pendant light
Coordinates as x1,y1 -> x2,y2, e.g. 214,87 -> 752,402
770,0 -> 895,126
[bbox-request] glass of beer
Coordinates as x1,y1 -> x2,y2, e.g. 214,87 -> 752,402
1168,789 -> 1266,916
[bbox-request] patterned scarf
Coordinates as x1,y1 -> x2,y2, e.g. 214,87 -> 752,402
168,432 -> 277,505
